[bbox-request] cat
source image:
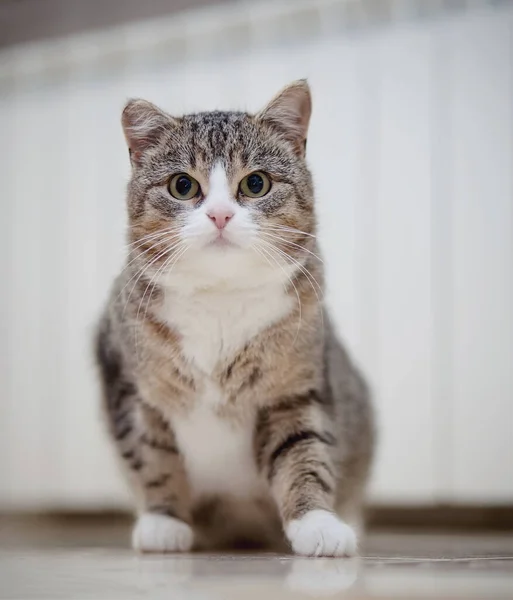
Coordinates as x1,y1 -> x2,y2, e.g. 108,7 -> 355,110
95,80 -> 375,556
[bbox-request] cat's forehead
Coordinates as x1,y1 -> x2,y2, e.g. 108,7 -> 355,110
150,108 -> 292,179
185,110 -> 248,140
185,110 -> 247,131
176,111 -> 252,165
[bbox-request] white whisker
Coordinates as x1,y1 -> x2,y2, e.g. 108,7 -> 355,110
260,239 -> 323,298
260,230 -> 323,263
125,227 -> 181,251
115,236 -> 183,307
265,223 -> 317,239
124,233 -> 180,272
259,238 -> 324,338
252,242 -> 302,345
121,240 -> 183,319
141,242 -> 190,330
135,242 -> 190,361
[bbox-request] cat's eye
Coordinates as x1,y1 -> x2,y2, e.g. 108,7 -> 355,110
168,173 -> 200,200
239,172 -> 271,198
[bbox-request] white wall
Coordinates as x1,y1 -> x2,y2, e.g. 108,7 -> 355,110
0,0 -> 512,509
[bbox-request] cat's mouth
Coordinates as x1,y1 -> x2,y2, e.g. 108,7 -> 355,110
205,228 -> 240,249
209,236 -> 236,248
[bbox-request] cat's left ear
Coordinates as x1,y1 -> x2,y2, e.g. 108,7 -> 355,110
256,79 -> 311,158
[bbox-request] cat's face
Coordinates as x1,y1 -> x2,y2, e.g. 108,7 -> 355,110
123,81 -> 316,290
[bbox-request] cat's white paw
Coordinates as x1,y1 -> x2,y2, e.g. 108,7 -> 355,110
286,510 -> 357,557
132,513 -> 194,553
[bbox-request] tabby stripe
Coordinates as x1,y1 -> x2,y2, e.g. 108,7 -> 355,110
223,344 -> 250,381
269,390 -> 324,414
291,497 -> 317,519
114,409 -> 132,425
121,449 -> 143,471
298,470 -> 333,494
238,366 -> 262,392
304,459 -> 336,480
262,390 -> 330,421
114,423 -> 132,441
141,435 -> 178,454
117,381 -> 137,397
145,312 -> 179,346
255,393 -> 315,442
268,430 -> 335,478
130,458 -> 143,471
146,474 -> 171,488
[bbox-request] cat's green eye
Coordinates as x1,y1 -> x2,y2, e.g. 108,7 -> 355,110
168,173 -> 200,200
239,171 -> 271,198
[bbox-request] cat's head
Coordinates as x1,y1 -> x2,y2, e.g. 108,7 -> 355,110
122,80 -> 317,291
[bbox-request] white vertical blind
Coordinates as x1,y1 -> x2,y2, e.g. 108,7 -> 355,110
0,1 -> 512,509
372,25 -> 436,502
448,11 -> 513,502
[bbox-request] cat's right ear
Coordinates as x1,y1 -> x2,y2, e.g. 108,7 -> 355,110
122,99 -> 172,166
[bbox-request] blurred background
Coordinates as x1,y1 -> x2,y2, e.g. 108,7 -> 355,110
0,0 -> 511,521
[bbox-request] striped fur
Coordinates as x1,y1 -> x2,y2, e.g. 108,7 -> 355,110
95,80 -> 375,556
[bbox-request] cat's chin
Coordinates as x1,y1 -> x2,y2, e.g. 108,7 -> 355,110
165,243 -> 284,293
207,237 -> 237,249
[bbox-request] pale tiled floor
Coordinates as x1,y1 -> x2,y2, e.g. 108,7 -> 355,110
1,517 -> 512,599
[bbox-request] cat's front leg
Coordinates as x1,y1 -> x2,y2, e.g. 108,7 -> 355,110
103,384 -> 193,553
128,404 -> 194,553
255,393 -> 357,557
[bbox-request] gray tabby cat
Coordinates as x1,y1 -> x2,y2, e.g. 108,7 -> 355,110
96,80 -> 374,556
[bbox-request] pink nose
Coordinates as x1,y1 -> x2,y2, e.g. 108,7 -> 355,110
207,209 -> 234,230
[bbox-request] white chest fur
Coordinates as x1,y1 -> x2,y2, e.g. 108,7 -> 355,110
160,283 -> 293,375
171,386 -> 263,498
160,270 -> 294,499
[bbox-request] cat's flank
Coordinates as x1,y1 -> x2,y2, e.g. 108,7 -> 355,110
96,81 -> 374,556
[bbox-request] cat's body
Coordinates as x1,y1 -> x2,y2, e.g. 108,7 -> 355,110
96,81 -> 374,556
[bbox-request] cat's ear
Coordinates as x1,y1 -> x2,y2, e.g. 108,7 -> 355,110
256,80 -> 311,158
122,99 -> 173,166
